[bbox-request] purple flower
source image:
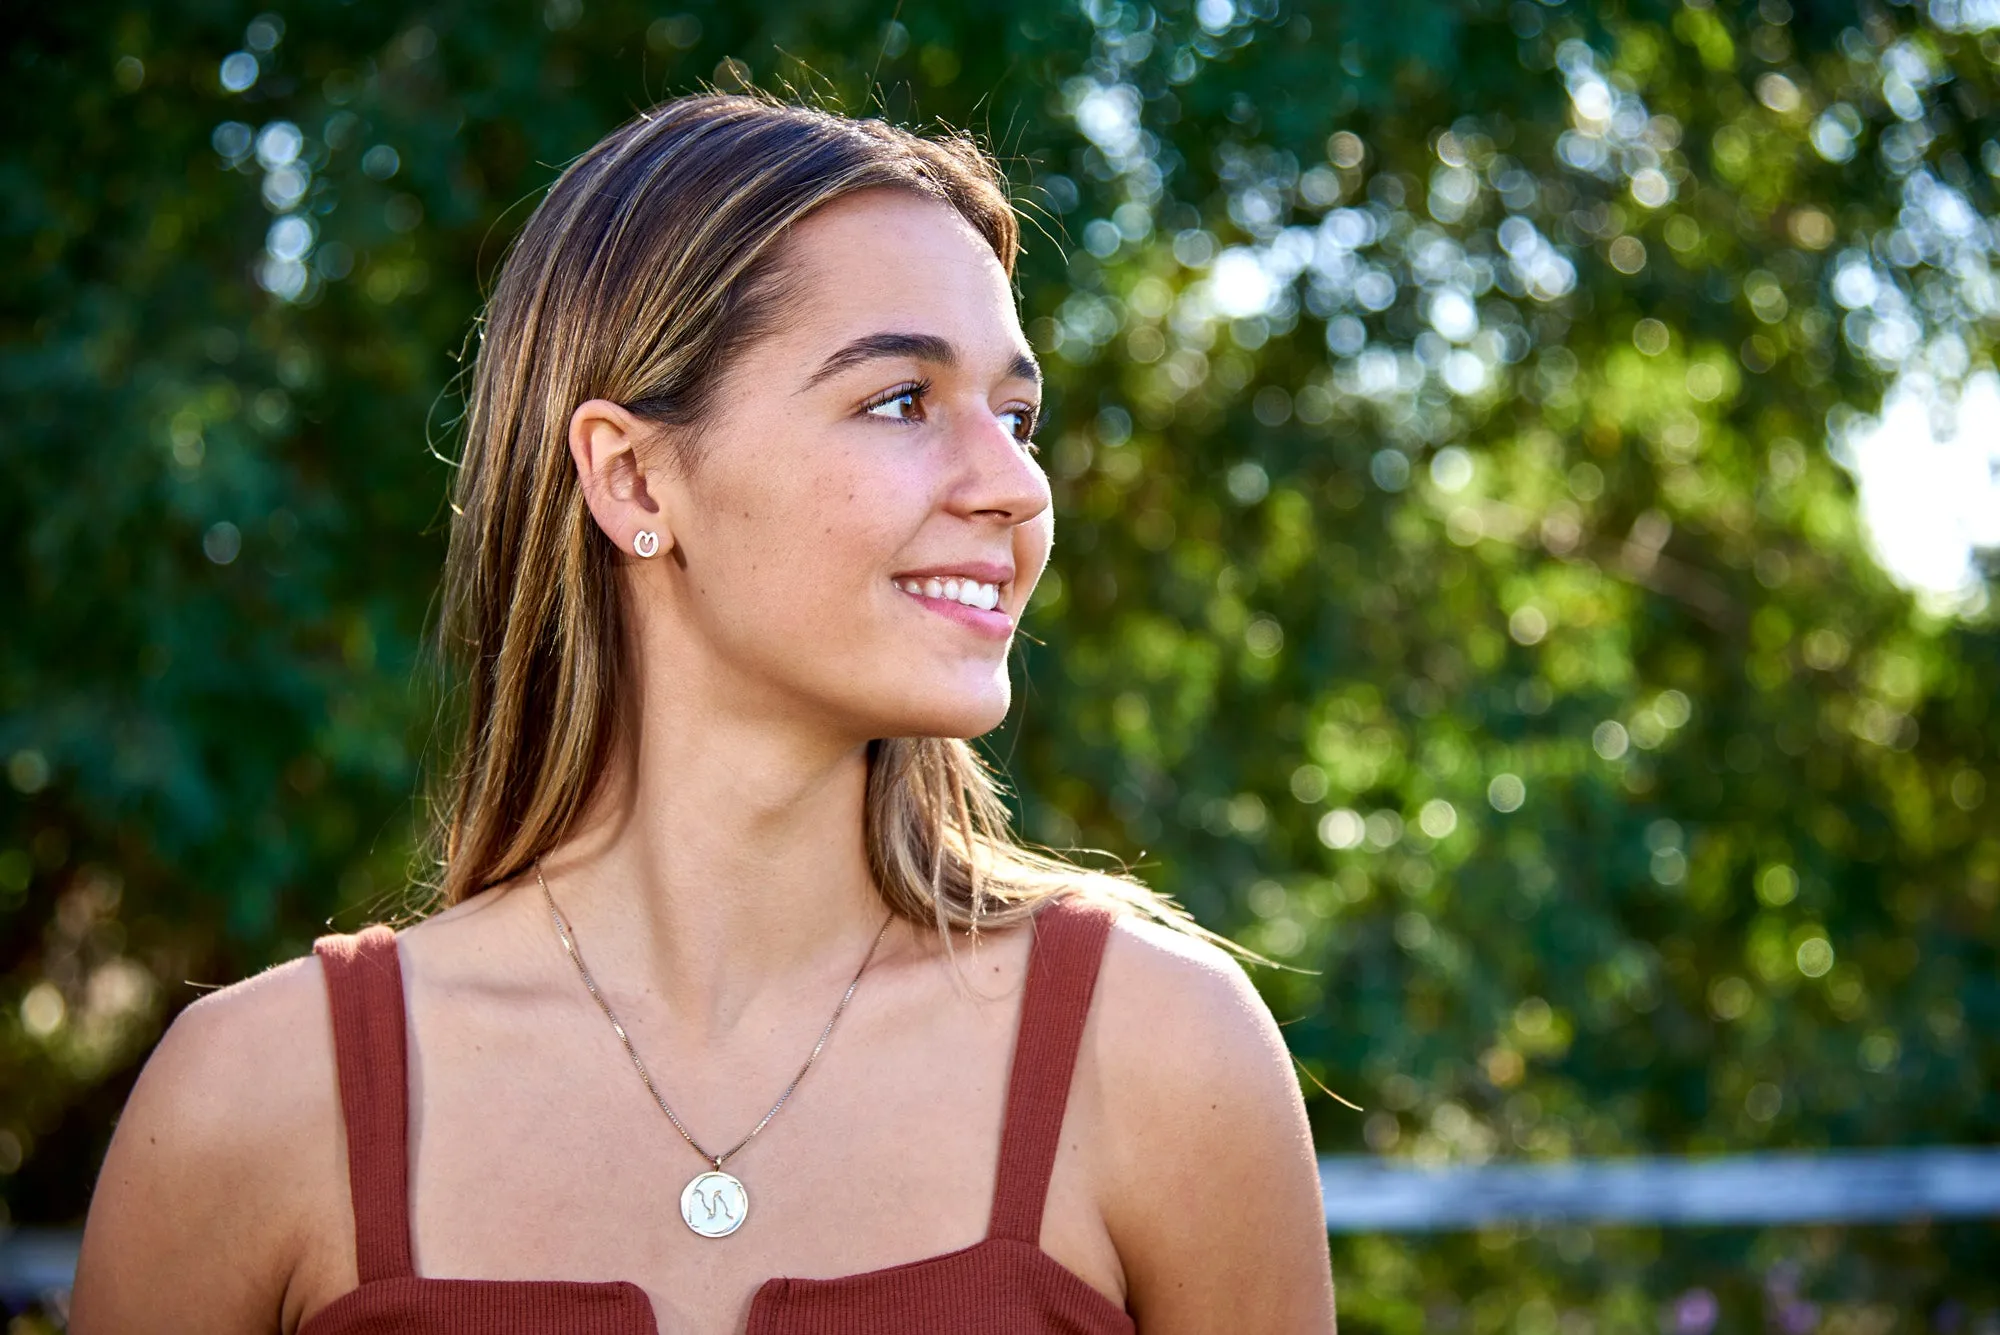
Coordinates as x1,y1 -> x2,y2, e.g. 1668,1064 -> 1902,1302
1671,1288 -> 1719,1335
1773,1298 -> 1820,1335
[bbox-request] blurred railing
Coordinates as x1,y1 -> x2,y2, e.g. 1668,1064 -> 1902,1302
6,1148 -> 1998,1304
0,1227 -> 77,1309
1317,1146 -> 2000,1231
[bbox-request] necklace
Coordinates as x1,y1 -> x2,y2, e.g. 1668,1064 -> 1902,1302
535,861 -> 895,1238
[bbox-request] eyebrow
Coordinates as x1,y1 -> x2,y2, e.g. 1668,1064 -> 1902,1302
799,331 -> 1041,391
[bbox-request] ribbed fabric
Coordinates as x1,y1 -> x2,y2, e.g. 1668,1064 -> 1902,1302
303,1277 -> 658,1333
313,929 -> 415,1285
300,893 -> 1135,1335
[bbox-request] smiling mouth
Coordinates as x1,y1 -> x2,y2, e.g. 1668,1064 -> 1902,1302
892,575 -> 1004,612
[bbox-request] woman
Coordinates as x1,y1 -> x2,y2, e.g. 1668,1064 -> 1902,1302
72,92 -> 1336,1333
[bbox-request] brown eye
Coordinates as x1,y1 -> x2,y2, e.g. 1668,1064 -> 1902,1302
864,381 -> 928,422
998,406 -> 1039,445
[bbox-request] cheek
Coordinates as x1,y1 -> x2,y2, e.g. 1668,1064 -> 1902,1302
692,440 -> 921,612
797,453 -> 928,589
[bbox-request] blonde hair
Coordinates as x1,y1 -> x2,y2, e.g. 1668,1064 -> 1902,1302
424,90 -> 1253,958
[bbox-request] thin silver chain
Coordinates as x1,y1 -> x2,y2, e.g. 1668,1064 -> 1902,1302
536,860 -> 894,1172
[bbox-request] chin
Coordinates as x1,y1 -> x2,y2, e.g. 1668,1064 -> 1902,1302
869,683 -> 1012,741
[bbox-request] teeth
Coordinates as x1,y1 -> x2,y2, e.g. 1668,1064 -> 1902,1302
895,577 -> 1003,610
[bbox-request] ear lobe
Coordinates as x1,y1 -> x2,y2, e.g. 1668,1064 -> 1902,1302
569,397 -> 671,554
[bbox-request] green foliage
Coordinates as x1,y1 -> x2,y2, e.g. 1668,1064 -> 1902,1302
4,0 -> 1997,1327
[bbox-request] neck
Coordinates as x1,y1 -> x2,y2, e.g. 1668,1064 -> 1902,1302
533,675 -> 905,1040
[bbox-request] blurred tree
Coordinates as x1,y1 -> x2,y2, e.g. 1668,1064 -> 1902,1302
3,0 -> 1996,1329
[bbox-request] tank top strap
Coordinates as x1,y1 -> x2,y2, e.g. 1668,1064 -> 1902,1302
986,893 -> 1119,1246
312,924 -> 415,1284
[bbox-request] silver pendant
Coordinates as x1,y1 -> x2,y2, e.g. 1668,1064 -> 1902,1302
680,1169 -> 748,1237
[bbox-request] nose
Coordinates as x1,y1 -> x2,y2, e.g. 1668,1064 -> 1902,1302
945,404 -> 1052,527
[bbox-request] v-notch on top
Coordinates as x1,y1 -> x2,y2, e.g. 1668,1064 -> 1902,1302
305,891 -> 1129,1332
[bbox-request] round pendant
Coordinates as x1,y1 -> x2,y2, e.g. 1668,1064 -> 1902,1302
680,1169 -> 748,1237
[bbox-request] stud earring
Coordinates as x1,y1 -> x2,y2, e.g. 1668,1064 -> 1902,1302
633,530 -> 660,558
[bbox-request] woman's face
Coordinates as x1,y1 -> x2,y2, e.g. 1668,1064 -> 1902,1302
579,186 -> 1053,745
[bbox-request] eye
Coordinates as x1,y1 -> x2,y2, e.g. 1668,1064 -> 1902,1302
863,379 -> 930,423
998,403 -> 1041,451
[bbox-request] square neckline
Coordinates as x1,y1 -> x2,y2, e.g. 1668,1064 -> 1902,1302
299,894 -> 1135,1334
301,1234 -> 1129,1335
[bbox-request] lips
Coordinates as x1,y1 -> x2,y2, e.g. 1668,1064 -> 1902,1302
889,562 -> 1017,639
889,560 -> 1016,587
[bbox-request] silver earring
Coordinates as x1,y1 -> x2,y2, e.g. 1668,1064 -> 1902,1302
633,530 -> 660,558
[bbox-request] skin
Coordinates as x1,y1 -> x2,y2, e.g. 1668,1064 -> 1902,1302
71,187 -> 1337,1334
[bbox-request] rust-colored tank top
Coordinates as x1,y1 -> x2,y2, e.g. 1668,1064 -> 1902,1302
299,893 -> 1136,1334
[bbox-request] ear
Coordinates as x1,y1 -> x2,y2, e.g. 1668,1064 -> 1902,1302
568,398 -> 670,557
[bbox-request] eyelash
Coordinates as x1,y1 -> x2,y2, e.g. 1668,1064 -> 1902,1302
862,378 -> 1041,452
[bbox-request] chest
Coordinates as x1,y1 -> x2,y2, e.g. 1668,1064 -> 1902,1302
288,940 -> 1126,1333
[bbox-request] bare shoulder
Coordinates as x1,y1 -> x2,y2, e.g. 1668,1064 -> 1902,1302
125,950 -> 344,1164
159,949 -> 340,1102
1088,910 -> 1299,1128
1086,908 -> 1337,1333
72,948 -> 348,1334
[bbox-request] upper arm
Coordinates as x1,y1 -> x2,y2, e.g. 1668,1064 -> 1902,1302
1091,916 -> 1336,1334
70,954 -> 341,1335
